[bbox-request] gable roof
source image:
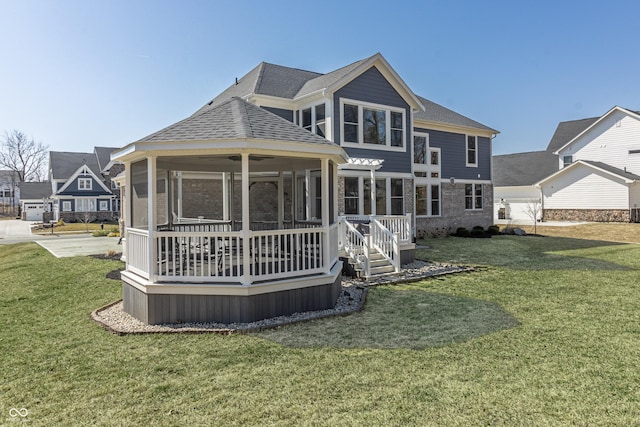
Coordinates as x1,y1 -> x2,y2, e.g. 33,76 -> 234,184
414,96 -> 498,133
493,150 -> 558,187
537,159 -> 640,186
19,182 -> 51,200
94,147 -> 120,172
49,151 -> 101,180
548,107 -> 640,154
136,97 -> 339,146
195,53 -> 424,114
56,164 -> 112,194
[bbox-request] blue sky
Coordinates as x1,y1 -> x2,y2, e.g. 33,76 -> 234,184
1,0 -> 639,156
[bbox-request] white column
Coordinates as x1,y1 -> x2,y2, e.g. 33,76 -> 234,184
370,169 -> 376,216
222,172 -> 229,221
177,171 -> 183,220
321,158 -> 330,273
241,154 -> 251,285
124,162 -> 132,229
291,170 -> 297,225
147,156 -> 157,281
305,169 -> 311,220
277,171 -> 284,229
332,161 -> 339,222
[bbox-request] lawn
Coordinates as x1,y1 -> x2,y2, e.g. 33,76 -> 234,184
1,234 -> 640,425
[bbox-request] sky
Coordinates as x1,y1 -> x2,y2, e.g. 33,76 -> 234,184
1,0 -> 639,156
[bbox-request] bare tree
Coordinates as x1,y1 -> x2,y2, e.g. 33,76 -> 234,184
524,198 -> 542,235
79,211 -> 93,232
0,130 -> 48,182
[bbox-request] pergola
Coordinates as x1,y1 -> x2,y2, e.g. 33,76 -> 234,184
112,98 -> 348,324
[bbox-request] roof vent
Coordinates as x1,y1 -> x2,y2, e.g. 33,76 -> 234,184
235,77 -> 239,85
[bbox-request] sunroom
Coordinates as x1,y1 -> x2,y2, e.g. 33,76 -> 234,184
112,98 -> 348,324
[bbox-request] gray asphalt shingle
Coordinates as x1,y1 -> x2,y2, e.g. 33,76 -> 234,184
49,151 -> 101,180
414,96 -> 497,133
493,150 -> 559,186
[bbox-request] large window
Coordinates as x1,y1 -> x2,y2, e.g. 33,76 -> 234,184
431,184 -> 440,216
465,184 -> 483,210
375,178 -> 386,215
466,135 -> 477,167
414,135 -> 427,164
76,198 -> 96,212
344,177 -> 359,214
78,178 -> 92,190
341,99 -> 405,149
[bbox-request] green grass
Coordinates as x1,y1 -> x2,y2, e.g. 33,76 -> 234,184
2,236 -> 640,425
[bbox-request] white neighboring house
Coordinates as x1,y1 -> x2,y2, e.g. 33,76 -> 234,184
0,170 -> 19,210
494,106 -> 640,223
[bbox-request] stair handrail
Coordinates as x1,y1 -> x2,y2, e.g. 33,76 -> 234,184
341,219 -> 370,277
371,218 -> 401,273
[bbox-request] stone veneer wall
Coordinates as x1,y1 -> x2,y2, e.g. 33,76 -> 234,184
415,183 -> 494,238
543,209 -> 630,223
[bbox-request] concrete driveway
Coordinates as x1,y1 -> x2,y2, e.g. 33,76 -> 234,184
0,219 -> 122,257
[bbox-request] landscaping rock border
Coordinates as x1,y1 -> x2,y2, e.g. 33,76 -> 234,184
91,260 -> 474,335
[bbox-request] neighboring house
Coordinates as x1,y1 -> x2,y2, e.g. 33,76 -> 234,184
111,53 -> 498,325
494,106 -> 640,222
0,170 -> 19,210
49,147 -> 122,222
19,182 -> 52,221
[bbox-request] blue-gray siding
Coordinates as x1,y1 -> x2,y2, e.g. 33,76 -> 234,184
262,106 -> 294,122
333,67 -> 412,173
415,127 -> 492,180
58,176 -> 111,196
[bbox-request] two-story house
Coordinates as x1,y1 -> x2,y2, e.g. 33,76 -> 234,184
49,147 -> 122,222
494,106 -> 640,223
111,53 -> 498,325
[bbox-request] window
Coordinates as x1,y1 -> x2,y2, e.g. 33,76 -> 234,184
341,99 -> 405,149
431,185 -> 440,216
363,179 -> 372,215
99,200 -> 108,211
111,180 -> 117,190
430,150 -> 439,165
78,178 -> 92,190
375,179 -> 386,215
344,177 -> 359,215
300,103 -> 327,138
62,201 -> 72,212
416,184 -> 440,216
466,136 -> 477,166
563,155 -> 573,167
414,135 -> 427,164
465,184 -> 483,210
390,178 -> 404,215
76,198 -> 96,212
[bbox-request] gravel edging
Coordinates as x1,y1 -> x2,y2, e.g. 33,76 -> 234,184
91,260 -> 473,335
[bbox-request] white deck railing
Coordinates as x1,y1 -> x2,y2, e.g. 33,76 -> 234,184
126,225 -> 336,284
376,214 -> 412,244
342,220 -> 370,277
371,218 -> 400,273
127,228 -> 149,279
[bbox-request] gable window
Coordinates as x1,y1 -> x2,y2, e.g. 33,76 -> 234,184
563,155 -> 573,167
340,99 -> 405,150
466,136 -> 477,167
465,184 -> 483,210
299,103 -> 327,138
78,178 -> 92,190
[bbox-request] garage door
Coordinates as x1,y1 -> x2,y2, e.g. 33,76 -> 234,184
25,204 -> 45,221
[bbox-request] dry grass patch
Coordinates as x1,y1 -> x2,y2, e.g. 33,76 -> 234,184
501,222 -> 640,243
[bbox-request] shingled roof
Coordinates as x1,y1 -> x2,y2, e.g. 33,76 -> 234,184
49,151 -> 101,180
19,182 -> 51,200
545,117 -> 599,153
414,96 -> 497,133
94,147 -> 120,172
138,97 -> 336,146
493,150 -> 559,187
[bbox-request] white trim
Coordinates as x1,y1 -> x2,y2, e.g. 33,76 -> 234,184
121,261 -> 341,296
464,183 -> 484,210
536,160 -> 637,187
78,177 -> 92,190
441,178 -> 492,185
414,118 -> 497,138
57,164 -> 111,194
466,135 -> 478,168
552,106 -> 640,155
339,98 -> 406,152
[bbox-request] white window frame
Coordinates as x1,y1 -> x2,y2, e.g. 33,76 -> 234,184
465,183 -> 483,210
343,177 -> 360,215
62,201 -> 72,212
99,200 -> 108,211
78,178 -> 92,190
413,133 -> 429,166
339,98 -> 405,152
563,155 -> 573,167
298,102 -> 327,139
466,135 -> 478,167
76,198 -> 96,212
415,183 -> 441,217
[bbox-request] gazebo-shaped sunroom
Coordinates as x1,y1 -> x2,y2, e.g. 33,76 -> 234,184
112,98 -> 348,324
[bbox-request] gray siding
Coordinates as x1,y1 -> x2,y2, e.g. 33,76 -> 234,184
261,106 -> 294,122
58,176 -> 110,196
333,67 -> 412,173
415,128 -> 492,180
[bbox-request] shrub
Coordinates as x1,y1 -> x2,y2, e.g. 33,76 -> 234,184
456,227 -> 471,237
92,230 -> 110,237
488,225 -> 500,235
471,226 -> 486,236
56,219 -> 65,227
